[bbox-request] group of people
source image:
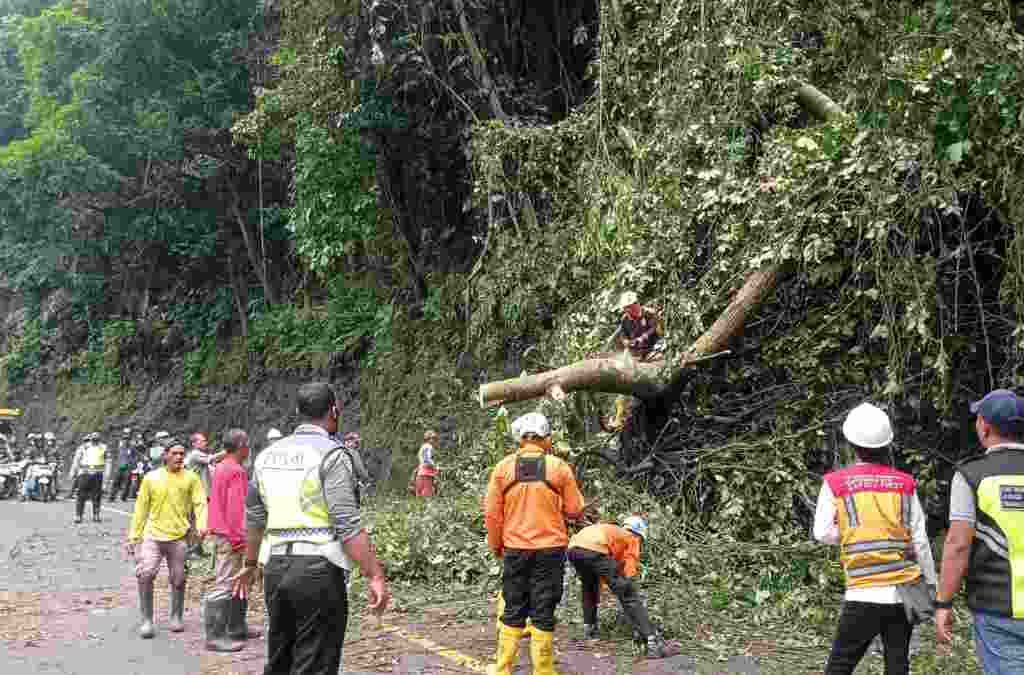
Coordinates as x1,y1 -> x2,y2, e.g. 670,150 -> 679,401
814,390 -> 1024,675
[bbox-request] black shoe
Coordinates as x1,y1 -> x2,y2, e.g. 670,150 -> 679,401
74,516 -> 83,524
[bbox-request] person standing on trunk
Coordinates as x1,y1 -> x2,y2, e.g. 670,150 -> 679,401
484,412 -> 585,675
936,389 -> 1024,674
568,516 -> 668,657
126,437 -> 207,639
75,432 -> 108,524
814,402 -> 937,675
202,428 -> 260,652
233,382 -> 390,675
186,431 -> 224,497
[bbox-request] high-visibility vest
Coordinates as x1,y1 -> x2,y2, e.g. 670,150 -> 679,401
958,444 -> 1024,618
253,433 -> 343,549
83,443 -> 107,470
824,463 -> 921,589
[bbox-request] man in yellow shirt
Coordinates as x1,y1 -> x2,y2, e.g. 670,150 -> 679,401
126,437 -> 207,639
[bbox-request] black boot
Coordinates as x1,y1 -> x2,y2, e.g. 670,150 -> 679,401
169,587 -> 185,632
204,598 -> 243,652
92,504 -> 101,523
138,583 -> 155,639
227,597 -> 262,640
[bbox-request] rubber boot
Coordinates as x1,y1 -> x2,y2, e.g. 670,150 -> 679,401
138,583 -> 155,639
204,598 -> 243,652
582,623 -> 598,640
227,597 -> 262,640
487,623 -> 524,675
529,627 -> 559,675
92,503 -> 101,523
169,587 -> 186,632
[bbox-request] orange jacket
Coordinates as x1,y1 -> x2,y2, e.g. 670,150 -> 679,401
569,523 -> 641,578
484,444 -> 585,552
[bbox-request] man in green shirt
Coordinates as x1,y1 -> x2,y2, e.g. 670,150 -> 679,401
126,438 -> 207,639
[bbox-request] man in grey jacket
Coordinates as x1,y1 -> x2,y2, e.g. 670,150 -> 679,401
234,382 -> 389,675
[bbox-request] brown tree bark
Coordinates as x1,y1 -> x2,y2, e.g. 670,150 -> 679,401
478,266 -> 779,405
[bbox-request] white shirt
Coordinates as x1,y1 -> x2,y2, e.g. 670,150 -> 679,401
813,467 -> 938,604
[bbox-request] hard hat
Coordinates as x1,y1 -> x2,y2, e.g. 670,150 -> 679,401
123,427 -> 132,435
266,428 -> 283,441
615,291 -> 639,311
841,402 -> 894,448
26,432 -> 37,440
43,431 -> 55,441
511,412 -> 551,440
623,515 -> 649,539
154,430 -> 170,440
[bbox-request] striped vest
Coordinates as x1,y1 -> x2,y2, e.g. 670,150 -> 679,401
825,463 -> 922,589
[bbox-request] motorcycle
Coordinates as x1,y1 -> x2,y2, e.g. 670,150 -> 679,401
127,459 -> 151,499
21,461 -> 57,502
0,463 -> 18,499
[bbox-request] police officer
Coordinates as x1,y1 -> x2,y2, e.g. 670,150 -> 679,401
233,382 -> 390,675
75,432 -> 108,523
937,389 -> 1024,672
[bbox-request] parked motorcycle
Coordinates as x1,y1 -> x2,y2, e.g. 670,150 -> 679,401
127,459 -> 151,499
0,463 -> 18,499
21,461 -> 57,502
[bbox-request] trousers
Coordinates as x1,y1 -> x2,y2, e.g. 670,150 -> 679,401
264,555 -> 348,675
824,601 -> 912,675
501,547 -> 565,632
76,472 -> 103,515
135,538 -> 188,589
568,546 -> 656,637
207,535 -> 243,602
973,611 -> 1024,674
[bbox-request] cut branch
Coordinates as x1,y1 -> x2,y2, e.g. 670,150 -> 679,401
794,83 -> 845,122
478,267 -> 779,405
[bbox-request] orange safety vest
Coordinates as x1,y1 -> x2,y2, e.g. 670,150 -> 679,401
824,463 -> 922,589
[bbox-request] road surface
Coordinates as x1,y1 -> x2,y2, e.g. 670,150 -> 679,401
0,499 -> 753,674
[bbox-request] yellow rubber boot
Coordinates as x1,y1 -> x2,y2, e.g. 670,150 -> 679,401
487,623 -> 525,675
529,627 -> 559,675
497,591 -> 533,639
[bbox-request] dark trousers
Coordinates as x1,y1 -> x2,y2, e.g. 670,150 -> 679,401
825,601 -> 913,675
264,555 -> 348,675
568,546 -> 656,637
501,547 -> 565,632
110,467 -> 131,500
75,473 -> 103,516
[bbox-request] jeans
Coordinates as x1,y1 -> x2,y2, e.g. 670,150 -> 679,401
501,547 -> 566,632
264,555 -> 348,675
974,611 -> 1024,674
825,601 -> 912,675
568,547 -> 656,637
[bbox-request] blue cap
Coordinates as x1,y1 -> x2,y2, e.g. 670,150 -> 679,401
970,389 -> 1024,434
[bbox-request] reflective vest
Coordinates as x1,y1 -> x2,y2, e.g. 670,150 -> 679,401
958,445 -> 1024,618
253,432 -> 351,550
824,463 -> 921,589
83,443 -> 107,471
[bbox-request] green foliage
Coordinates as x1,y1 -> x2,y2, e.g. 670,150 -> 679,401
289,114 -> 377,273
183,335 -> 217,391
248,280 -> 391,366
4,317 -> 40,384
369,495 -> 494,584
166,287 -> 234,338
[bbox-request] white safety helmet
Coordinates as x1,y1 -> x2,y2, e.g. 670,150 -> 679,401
267,428 -> 283,441
615,291 -> 639,312
43,431 -> 55,441
123,427 -> 132,435
511,412 -> 551,440
623,515 -> 649,539
841,402 -> 894,448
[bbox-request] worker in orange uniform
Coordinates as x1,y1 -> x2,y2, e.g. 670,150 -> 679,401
484,412 -> 585,675
567,516 -> 668,658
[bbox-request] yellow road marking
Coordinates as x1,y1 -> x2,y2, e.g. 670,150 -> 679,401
379,621 -> 489,673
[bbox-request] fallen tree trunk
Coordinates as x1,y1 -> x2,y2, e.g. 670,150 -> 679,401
477,83 -> 842,407
478,266 -> 779,405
